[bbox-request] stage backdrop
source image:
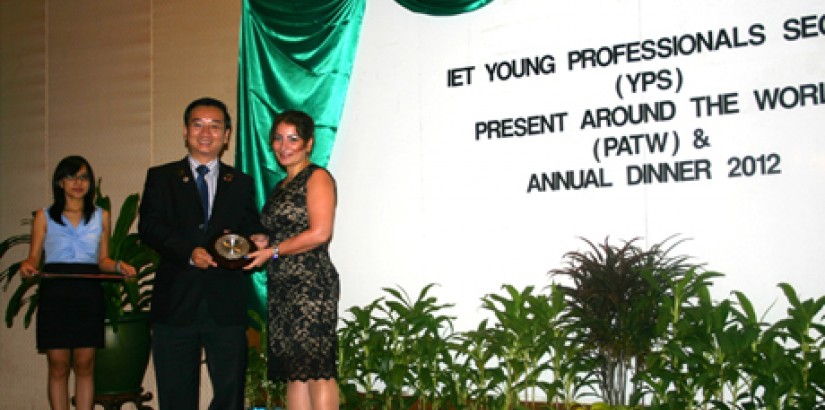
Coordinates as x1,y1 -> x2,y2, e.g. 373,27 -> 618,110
325,0 -> 825,330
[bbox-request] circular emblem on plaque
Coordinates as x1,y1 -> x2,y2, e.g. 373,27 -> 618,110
209,232 -> 256,270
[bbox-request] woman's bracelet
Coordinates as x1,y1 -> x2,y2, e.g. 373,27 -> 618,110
271,245 -> 279,260
115,260 -> 122,273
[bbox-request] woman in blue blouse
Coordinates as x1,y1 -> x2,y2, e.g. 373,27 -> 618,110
18,156 -> 136,410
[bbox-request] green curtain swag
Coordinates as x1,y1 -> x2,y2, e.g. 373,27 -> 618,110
394,0 -> 494,16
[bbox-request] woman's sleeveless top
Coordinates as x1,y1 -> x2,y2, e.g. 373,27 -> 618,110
44,206 -> 102,264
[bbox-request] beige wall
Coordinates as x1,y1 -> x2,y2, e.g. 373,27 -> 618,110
0,0 -> 241,407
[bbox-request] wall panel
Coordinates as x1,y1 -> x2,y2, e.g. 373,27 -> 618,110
48,0 -> 151,202
152,0 -> 242,166
0,1 -> 48,407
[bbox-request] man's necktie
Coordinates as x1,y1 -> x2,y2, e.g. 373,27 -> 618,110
195,165 -> 209,226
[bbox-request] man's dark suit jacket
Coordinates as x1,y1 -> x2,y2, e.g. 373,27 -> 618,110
138,157 -> 266,326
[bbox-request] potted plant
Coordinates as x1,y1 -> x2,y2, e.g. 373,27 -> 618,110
0,182 -> 158,399
91,185 -> 157,401
336,284 -> 456,410
549,236 -> 703,407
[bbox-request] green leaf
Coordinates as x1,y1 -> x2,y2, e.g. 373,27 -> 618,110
5,277 -> 38,328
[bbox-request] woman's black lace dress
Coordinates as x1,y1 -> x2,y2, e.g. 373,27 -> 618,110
261,164 -> 339,382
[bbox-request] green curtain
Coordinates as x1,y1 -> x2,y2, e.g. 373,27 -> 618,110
236,0 -> 366,317
237,0 -> 366,207
236,0 -> 493,319
394,0 -> 494,16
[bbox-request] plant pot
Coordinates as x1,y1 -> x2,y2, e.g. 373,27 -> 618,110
94,311 -> 151,395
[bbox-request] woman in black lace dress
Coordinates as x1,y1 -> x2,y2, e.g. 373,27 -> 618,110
248,110 -> 339,410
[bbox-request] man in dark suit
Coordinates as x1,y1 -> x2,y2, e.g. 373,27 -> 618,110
139,97 -> 267,409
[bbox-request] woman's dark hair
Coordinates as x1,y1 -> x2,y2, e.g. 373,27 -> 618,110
184,97 -> 232,131
49,155 -> 96,225
269,110 -> 315,145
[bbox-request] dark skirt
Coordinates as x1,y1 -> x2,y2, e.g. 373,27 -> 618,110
36,263 -> 105,350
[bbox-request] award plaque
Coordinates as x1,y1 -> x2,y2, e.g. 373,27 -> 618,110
209,232 -> 256,270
